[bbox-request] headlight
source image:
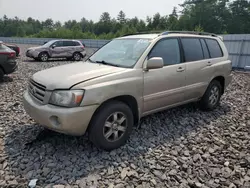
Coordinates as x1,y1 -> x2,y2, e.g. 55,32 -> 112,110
49,90 -> 84,107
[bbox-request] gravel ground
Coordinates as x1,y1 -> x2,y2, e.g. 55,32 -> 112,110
0,44 -> 250,188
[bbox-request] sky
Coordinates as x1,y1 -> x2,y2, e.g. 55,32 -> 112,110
0,0 -> 184,23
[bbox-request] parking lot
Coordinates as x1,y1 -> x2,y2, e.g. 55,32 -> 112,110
0,44 -> 250,187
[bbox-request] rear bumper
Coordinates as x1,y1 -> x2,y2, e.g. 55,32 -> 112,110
225,74 -> 233,88
80,51 -> 87,57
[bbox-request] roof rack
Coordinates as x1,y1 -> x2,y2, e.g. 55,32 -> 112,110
122,31 -> 162,37
161,31 -> 218,37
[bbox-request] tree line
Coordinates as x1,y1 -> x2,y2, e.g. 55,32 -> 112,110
0,0 -> 249,39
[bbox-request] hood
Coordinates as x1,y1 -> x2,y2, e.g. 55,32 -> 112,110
32,61 -> 126,90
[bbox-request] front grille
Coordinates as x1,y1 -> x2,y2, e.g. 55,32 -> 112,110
28,79 -> 46,103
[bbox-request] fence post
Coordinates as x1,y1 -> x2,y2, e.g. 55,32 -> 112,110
237,39 -> 244,68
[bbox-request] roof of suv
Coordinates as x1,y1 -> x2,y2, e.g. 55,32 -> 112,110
118,31 -> 222,40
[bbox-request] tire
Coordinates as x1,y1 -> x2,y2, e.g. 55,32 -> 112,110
39,52 -> 49,62
199,80 -> 222,111
0,68 -> 4,81
73,52 -> 82,61
88,101 -> 134,151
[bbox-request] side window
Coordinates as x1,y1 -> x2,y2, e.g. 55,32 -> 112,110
205,39 -> 223,58
63,41 -> 75,46
181,38 -> 204,62
200,39 -> 210,59
149,38 -> 180,66
53,41 -> 63,47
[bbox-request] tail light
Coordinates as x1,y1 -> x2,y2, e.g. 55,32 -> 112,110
9,52 -> 16,58
17,47 -> 20,54
0,52 -> 16,58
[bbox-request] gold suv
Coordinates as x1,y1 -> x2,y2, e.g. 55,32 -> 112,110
23,31 -> 232,151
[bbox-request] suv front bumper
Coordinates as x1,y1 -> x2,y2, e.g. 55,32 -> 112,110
23,91 -> 98,136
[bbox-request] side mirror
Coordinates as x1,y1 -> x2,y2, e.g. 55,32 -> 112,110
51,44 -> 56,49
145,57 -> 164,70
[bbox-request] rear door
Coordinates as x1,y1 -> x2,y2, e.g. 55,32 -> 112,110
181,37 -> 216,101
63,41 -> 78,57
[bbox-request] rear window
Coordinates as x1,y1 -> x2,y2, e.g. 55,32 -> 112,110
205,39 -> 223,58
181,38 -> 204,62
0,44 -> 10,50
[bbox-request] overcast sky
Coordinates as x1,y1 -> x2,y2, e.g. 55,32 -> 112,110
0,0 -> 184,22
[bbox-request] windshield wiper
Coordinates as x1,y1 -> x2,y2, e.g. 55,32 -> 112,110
88,58 -> 96,63
95,60 -> 120,67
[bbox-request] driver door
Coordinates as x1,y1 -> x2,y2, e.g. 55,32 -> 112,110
143,38 -> 186,115
50,41 -> 64,57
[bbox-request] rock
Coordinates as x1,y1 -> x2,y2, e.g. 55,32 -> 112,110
8,180 -> 18,185
193,154 -> 201,162
121,169 -> 128,180
47,163 -> 57,168
130,164 -> 136,170
108,183 -> 114,188
43,167 -> 51,176
28,179 -> 38,188
150,179 -> 157,185
224,161 -> 230,167
53,185 -> 65,188
114,184 -> 124,188
184,150 -> 190,156
50,176 -> 60,183
169,169 -> 177,176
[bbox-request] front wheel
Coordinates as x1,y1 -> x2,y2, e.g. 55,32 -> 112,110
88,101 -> 134,151
39,52 -> 49,62
199,80 -> 222,111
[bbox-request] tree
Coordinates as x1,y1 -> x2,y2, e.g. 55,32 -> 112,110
117,10 -> 126,24
42,18 -> 54,30
167,7 -> 178,30
100,12 -> 111,23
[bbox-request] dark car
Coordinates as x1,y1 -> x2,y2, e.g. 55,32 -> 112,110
4,43 -> 20,57
0,41 -> 18,80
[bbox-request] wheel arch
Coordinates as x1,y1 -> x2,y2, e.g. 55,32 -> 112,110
211,76 -> 225,94
88,95 -> 140,130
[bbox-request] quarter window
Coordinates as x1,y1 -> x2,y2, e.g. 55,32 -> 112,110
200,39 -> 210,59
181,38 -> 204,62
205,39 -> 223,58
149,38 -> 180,66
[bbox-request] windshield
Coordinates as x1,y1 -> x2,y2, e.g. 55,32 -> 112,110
42,40 -> 56,47
89,38 -> 151,68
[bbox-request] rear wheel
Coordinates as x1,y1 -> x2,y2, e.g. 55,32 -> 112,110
88,101 -> 134,151
39,52 -> 49,62
199,80 -> 222,111
73,52 -> 82,61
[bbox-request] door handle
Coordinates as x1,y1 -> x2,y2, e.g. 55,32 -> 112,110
207,61 -> 212,66
177,67 -> 185,72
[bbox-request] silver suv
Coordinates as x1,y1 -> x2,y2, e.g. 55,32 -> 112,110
23,31 -> 232,151
26,39 -> 86,62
